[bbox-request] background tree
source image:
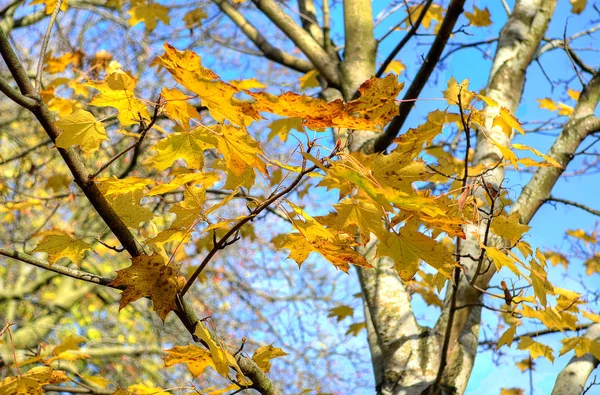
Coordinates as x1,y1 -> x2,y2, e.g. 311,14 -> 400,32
1,0 -> 600,394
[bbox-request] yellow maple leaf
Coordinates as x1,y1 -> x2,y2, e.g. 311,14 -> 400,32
559,337 -> 600,359
128,384 -> 169,395
153,44 -> 260,126
147,172 -> 219,195
497,325 -> 517,349
501,389 -> 524,395
298,69 -> 320,90
517,336 -> 554,362
44,51 -> 83,74
557,102 -> 574,116
566,228 -> 597,244
492,106 -> 525,136
45,350 -> 90,364
30,0 -> 68,14
515,357 -> 535,372
53,335 -> 86,355
168,185 -> 206,229
483,247 -> 521,276
394,109 -> 446,158
229,78 -> 266,90
273,203 -> 372,273
87,71 -> 150,126
128,1 -> 170,31
251,345 -> 288,373
404,3 -> 444,30
0,366 -> 68,395
193,323 -> 232,378
267,117 -> 303,142
32,233 -> 92,266
346,322 -> 367,336
332,199 -> 386,244
55,109 -> 108,156
529,253 -> 553,307
583,311 -> 600,323
537,97 -> 558,111
109,253 -> 182,322
544,250 -> 568,269
489,139 -> 519,168
200,125 -> 267,179
161,87 -> 200,130
464,6 -> 492,27
376,226 -> 455,280
584,255 -> 600,276
106,190 -> 154,229
183,7 -> 207,28
150,129 -> 210,171
567,88 -> 580,101
327,305 -> 354,322
252,75 -> 402,131
384,60 -> 406,76
345,75 -> 403,126
443,77 -> 475,106
163,344 -> 216,377
95,176 -> 154,197
490,212 -> 531,245
512,143 -> 562,167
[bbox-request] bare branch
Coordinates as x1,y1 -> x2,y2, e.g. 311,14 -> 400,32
0,247 -> 114,287
512,71 -> 600,224
211,0 -> 314,73
479,323 -> 594,347
376,0 -> 435,78
0,76 -> 38,109
35,0 -> 63,91
0,138 -> 52,166
367,0 -> 467,153
251,0 -> 340,87
546,196 -> 600,217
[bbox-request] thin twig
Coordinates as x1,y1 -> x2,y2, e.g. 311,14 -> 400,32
35,0 -> 63,91
563,18 -> 585,87
376,0 -> 434,78
371,0 -> 468,153
0,139 -> 52,166
90,98 -> 161,180
179,146 -> 339,297
546,196 -> 600,217
479,323 -> 593,347
6,323 -> 21,375
431,87 -> 471,391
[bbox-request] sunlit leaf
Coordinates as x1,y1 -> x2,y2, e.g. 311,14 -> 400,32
109,253 -> 183,322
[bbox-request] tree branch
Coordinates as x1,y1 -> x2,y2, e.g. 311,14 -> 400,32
479,323 -> 593,348
0,138 -> 53,166
512,71 -> 600,224
35,0 -> 63,91
251,0 -> 340,87
551,324 -> 600,395
546,196 -> 600,217
0,247 -> 114,287
211,0 -> 314,73
0,27 -> 280,394
376,0 -> 435,78
368,0 -> 467,153
0,76 -> 38,109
